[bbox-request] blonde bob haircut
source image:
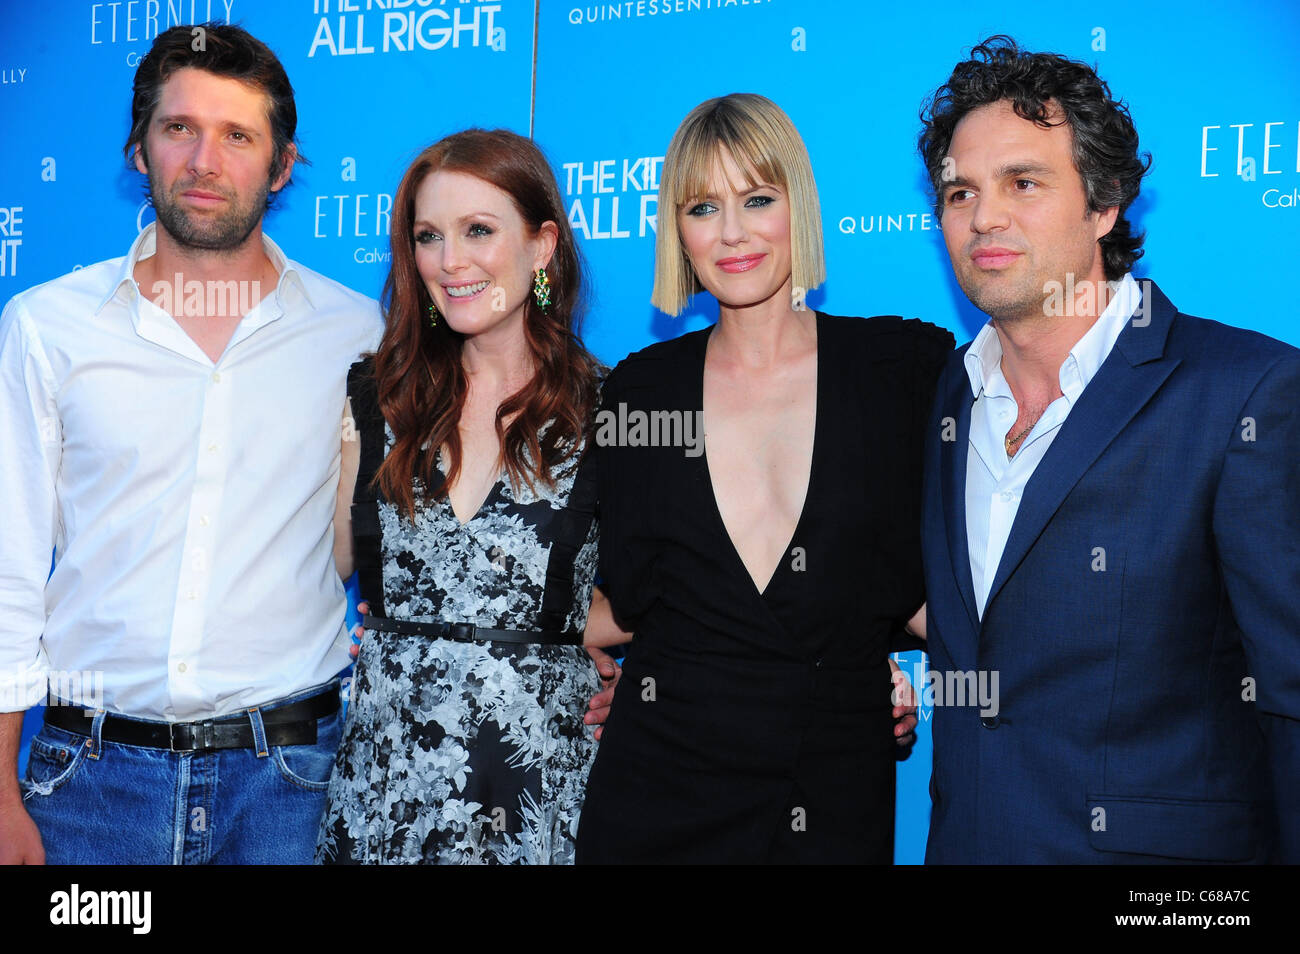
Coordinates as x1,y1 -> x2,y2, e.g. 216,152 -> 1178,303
652,93 -> 826,316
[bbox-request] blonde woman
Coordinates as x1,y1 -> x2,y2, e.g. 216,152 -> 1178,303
576,94 -> 949,863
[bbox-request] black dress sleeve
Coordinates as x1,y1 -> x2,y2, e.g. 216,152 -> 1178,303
911,319 -> 956,443
889,319 -> 955,654
590,356 -> 642,624
589,336 -> 702,632
346,357 -> 388,617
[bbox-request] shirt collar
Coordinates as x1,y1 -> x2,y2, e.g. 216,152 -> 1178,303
261,230 -> 315,310
963,321 -> 1006,399
94,223 -> 315,315
1064,271 -> 1138,393
95,224 -> 157,314
964,272 -> 1140,401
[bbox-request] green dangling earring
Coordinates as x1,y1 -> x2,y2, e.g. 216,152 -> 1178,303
428,301 -> 440,328
532,267 -> 552,315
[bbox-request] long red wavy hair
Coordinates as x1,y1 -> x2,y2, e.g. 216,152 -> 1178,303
371,129 -> 601,519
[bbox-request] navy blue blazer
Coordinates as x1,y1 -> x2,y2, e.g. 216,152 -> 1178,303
921,280 -> 1300,864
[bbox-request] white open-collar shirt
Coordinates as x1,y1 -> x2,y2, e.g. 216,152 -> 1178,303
0,224 -> 382,720
964,272 -> 1139,618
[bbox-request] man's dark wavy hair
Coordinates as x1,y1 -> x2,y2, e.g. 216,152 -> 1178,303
919,35 -> 1152,281
125,23 -> 307,203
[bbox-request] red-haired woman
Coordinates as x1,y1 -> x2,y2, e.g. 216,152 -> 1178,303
317,129 -> 616,864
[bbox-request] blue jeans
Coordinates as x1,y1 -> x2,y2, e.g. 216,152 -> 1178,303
21,680 -> 343,864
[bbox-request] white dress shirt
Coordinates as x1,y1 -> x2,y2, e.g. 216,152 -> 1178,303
0,224 -> 382,719
965,273 -> 1140,618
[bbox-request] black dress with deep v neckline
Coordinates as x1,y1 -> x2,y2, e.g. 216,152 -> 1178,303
700,320 -> 824,600
576,312 -> 953,863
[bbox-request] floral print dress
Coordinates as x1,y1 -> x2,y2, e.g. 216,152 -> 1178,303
317,362 -> 600,865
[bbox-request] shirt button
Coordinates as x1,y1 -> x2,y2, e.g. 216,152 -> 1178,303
186,590 -> 198,601
211,372 -> 222,384
1000,410 -> 1011,421
199,515 -> 211,526
207,443 -> 220,453
1000,491 -> 1015,502
177,662 -> 188,673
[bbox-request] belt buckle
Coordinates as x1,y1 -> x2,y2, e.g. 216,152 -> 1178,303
169,719 -> 217,752
449,622 -> 477,642
168,721 -> 191,752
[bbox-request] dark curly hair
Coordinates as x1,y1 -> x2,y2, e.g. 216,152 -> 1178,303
919,35 -> 1151,281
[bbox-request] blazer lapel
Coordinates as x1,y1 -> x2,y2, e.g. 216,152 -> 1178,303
939,355 -> 981,636
982,281 -> 1181,618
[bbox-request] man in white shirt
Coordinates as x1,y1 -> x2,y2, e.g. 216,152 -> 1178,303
917,36 -> 1299,863
0,24 -> 381,863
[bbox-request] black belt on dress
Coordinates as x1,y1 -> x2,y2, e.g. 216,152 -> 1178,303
42,684 -> 339,753
363,614 -> 583,646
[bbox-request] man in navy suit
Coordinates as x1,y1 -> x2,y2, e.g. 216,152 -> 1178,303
917,36 -> 1299,863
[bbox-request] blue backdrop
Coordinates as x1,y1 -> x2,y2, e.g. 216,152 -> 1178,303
3,0 -> 1297,864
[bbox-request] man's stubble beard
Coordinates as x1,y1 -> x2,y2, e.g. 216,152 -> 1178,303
957,263 -> 1047,325
958,242 -> 1100,326
956,212 -> 1109,325
147,164 -> 270,253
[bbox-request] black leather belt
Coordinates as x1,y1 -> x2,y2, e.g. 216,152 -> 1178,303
43,685 -> 339,753
363,614 -> 583,646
